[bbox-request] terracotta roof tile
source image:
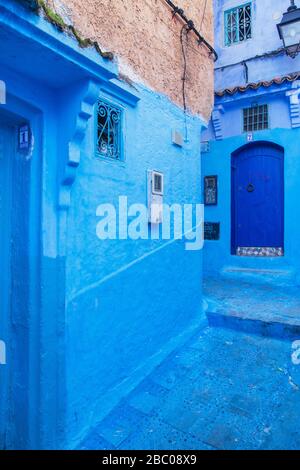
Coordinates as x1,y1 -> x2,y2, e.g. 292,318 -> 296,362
215,71 -> 300,97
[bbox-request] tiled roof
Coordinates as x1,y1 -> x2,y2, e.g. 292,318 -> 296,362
215,71 -> 300,97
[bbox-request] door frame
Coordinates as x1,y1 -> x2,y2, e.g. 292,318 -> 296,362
231,141 -> 284,255
0,96 -> 42,449
0,121 -> 13,449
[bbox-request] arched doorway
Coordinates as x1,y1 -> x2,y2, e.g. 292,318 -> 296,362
231,141 -> 284,256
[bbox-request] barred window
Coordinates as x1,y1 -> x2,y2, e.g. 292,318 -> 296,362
243,105 -> 269,132
97,99 -> 122,160
225,3 -> 252,46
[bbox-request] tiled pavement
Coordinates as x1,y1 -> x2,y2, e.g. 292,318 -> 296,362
80,326 -> 300,450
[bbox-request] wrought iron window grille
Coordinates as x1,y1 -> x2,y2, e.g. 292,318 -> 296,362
225,3 -> 252,46
97,99 -> 122,160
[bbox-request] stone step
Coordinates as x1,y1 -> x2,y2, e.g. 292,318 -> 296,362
207,309 -> 300,340
221,266 -> 296,287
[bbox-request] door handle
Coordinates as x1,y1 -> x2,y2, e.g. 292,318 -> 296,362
247,183 -> 255,193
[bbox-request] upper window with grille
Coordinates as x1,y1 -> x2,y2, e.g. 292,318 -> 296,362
243,105 -> 269,132
225,3 -> 252,46
96,99 -> 122,160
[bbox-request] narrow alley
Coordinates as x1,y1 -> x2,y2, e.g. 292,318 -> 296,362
1,0 -> 300,455
80,280 -> 300,451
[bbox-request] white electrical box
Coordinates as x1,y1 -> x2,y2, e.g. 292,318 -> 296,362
148,170 -> 164,224
172,130 -> 183,147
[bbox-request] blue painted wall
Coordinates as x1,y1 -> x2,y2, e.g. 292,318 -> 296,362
203,0 -> 300,283
0,0 -> 205,449
214,0 -> 300,90
64,85 -> 204,448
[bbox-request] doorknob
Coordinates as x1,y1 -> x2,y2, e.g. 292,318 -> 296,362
247,183 -> 255,193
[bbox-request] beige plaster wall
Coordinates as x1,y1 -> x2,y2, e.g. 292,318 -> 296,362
48,0 -> 214,120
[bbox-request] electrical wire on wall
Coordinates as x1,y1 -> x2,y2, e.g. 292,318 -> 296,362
164,0 -> 218,61
215,47 -> 286,72
180,24 -> 189,141
180,21 -> 195,141
164,0 -> 217,142
243,60 -> 249,83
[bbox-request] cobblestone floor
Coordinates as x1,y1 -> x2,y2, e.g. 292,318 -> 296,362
80,326 -> 300,450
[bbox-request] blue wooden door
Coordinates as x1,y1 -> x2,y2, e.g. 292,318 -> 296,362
232,143 -> 284,250
0,122 -> 13,448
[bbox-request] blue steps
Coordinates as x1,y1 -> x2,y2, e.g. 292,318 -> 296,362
207,309 -> 300,341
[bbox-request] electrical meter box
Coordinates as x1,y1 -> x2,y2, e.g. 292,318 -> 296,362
147,170 -> 164,224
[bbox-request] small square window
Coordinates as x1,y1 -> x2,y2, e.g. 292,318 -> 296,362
225,3 -> 252,46
154,174 -> 162,193
152,171 -> 164,195
96,99 -> 122,160
243,104 -> 269,132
